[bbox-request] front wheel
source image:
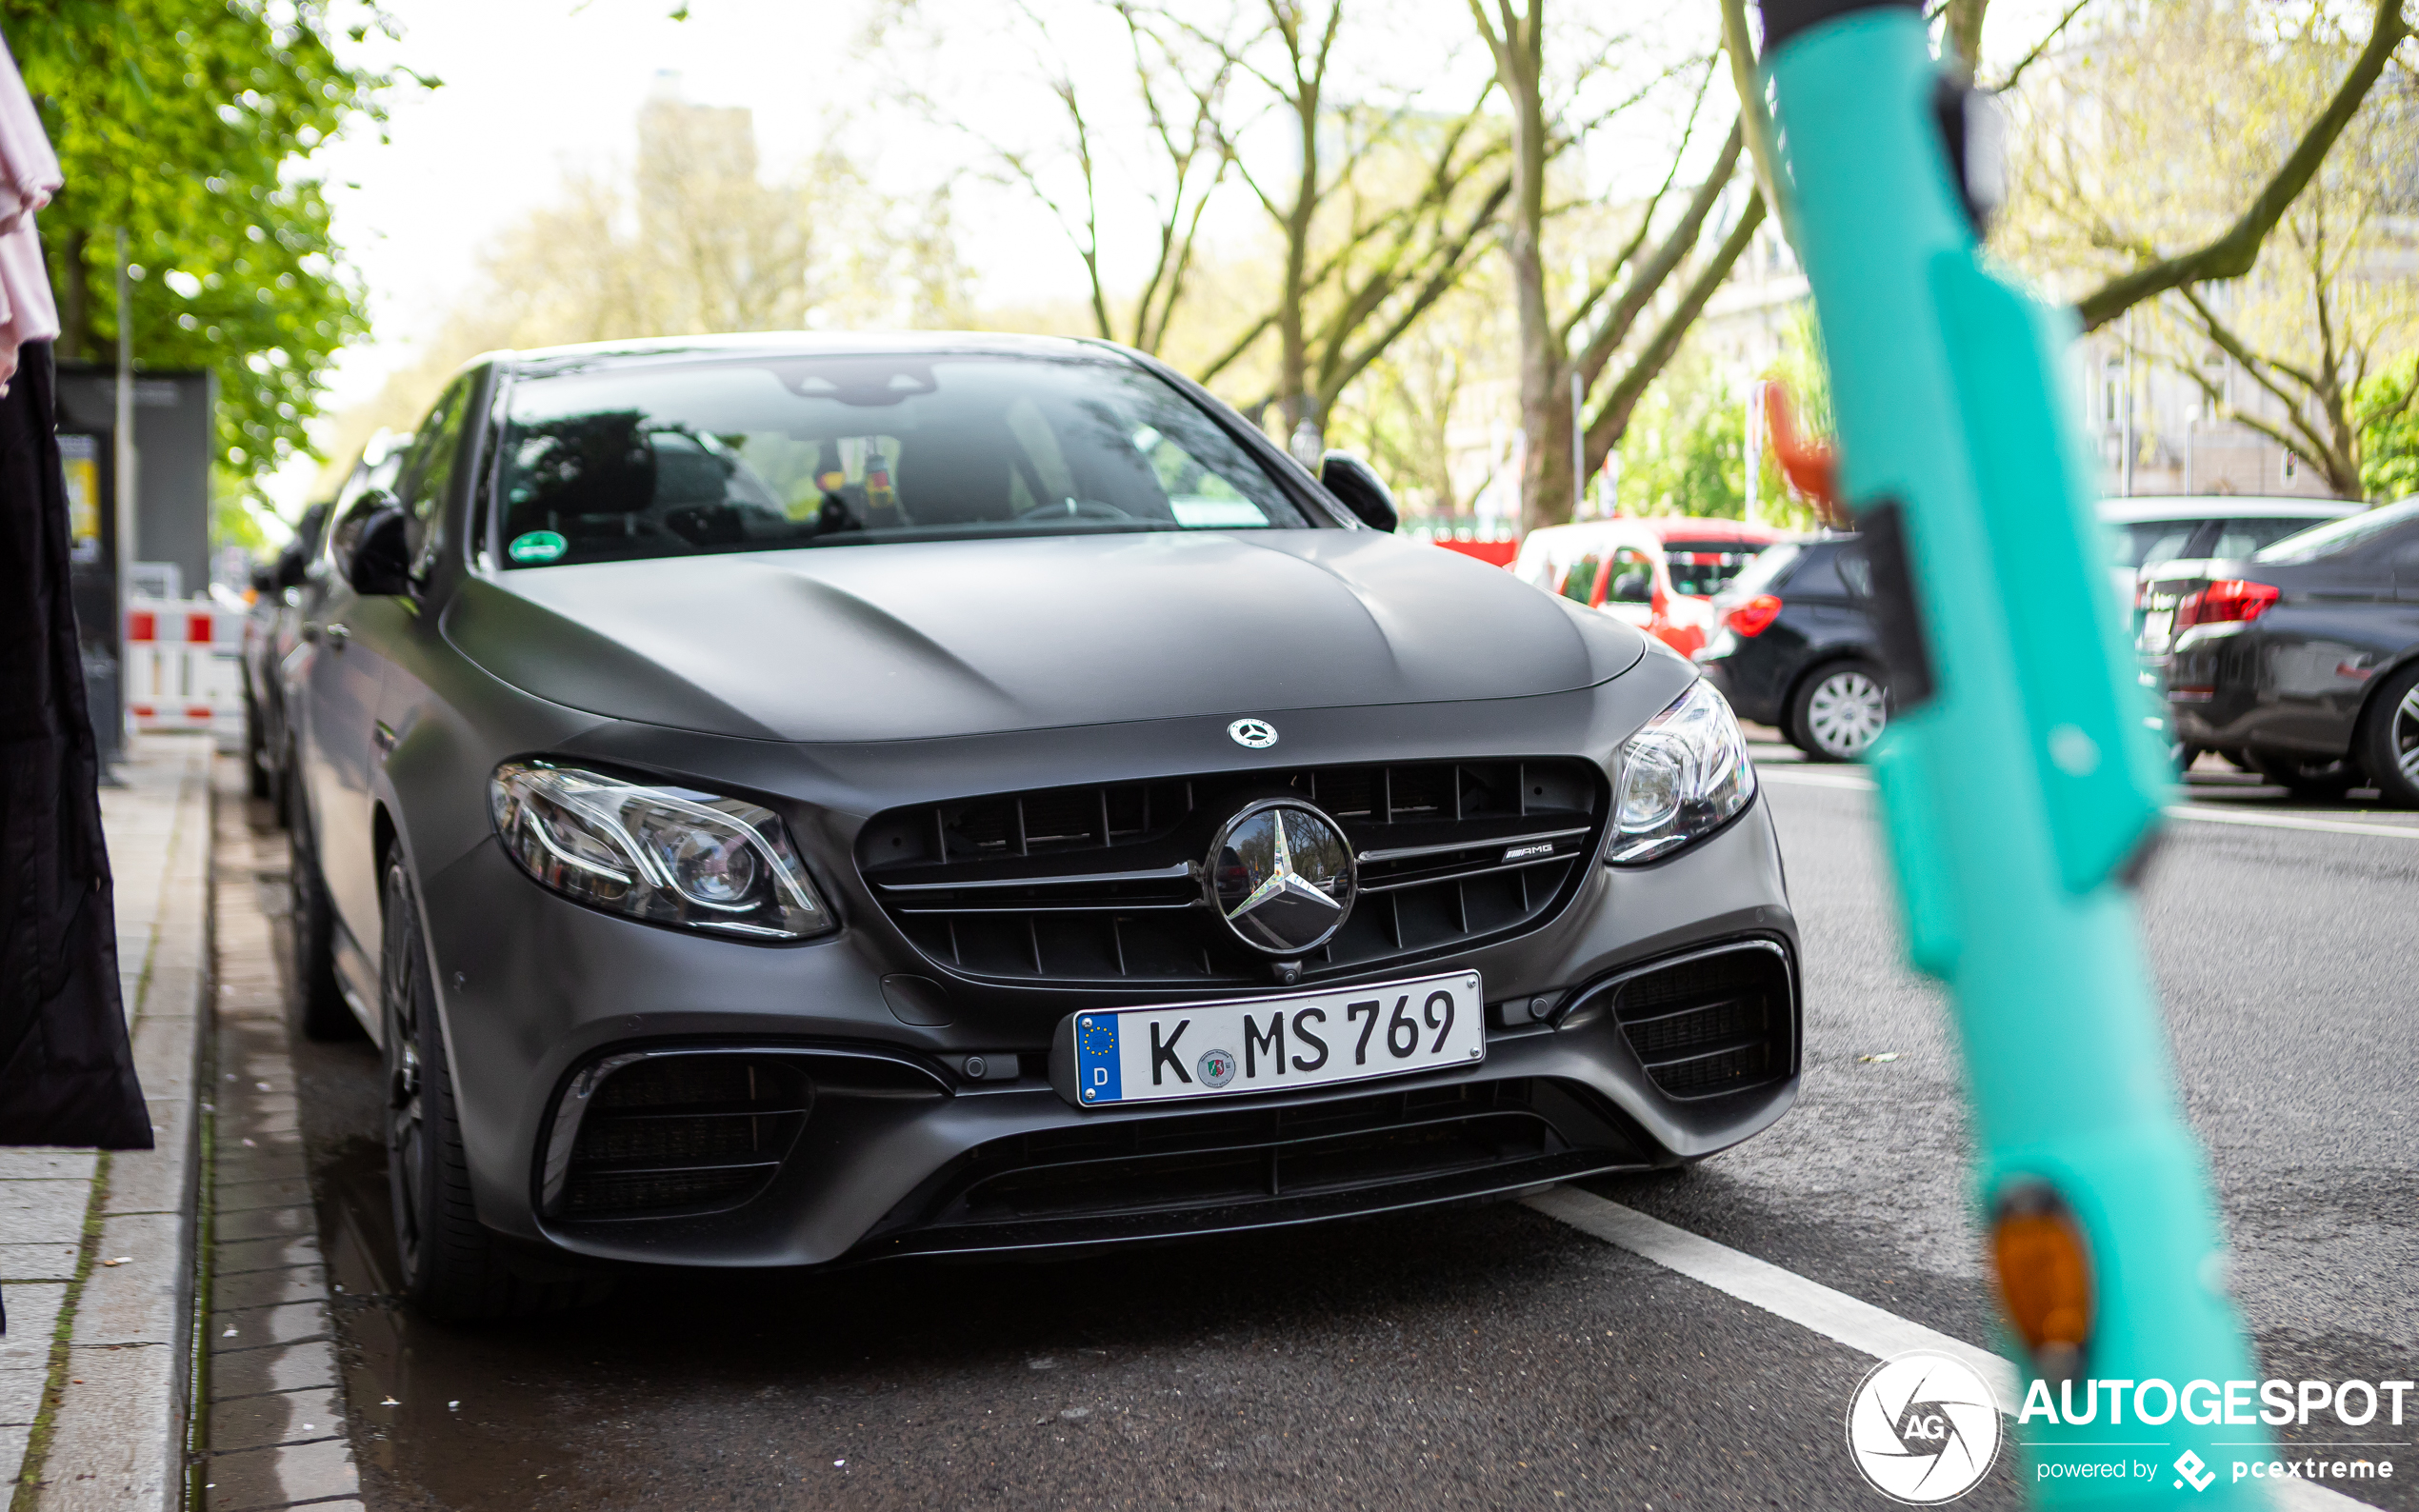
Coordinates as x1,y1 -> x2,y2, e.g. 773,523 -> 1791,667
380,858 -> 607,1321
1789,661 -> 1889,763
2358,664 -> 2419,808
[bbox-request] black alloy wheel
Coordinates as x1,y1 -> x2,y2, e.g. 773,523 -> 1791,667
379,856 -> 610,1321
2249,748 -> 2364,798
288,799 -> 359,1041
2359,663 -> 2419,808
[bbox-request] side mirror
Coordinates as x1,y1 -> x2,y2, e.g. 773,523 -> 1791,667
341,507 -> 413,596
1319,450 -> 1399,532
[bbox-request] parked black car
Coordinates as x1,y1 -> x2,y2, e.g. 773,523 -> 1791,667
2139,497 -> 2419,803
1694,535 -> 1888,761
244,444 -> 405,815
279,333 -> 1803,1320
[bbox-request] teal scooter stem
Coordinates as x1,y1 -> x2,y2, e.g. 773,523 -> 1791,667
1754,1 -> 2268,1503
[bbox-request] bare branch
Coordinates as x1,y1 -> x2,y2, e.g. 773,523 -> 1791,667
2074,0 -> 2409,331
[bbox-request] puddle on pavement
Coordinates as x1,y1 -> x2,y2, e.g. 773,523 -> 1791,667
321,1139 -> 589,1508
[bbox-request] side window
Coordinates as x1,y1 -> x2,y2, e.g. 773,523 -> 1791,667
1788,544 -> 1849,599
1606,547 -> 1655,604
395,377 -> 474,570
1559,553 -> 1602,605
1836,545 -> 1873,600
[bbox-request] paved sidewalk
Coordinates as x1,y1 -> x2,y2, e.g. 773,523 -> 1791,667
197,756 -> 360,1512
2,733 -> 210,1510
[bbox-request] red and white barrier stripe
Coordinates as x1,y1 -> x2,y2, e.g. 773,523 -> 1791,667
123,595 -> 248,737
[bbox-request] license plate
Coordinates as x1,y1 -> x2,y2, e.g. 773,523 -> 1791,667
1054,970 -> 1485,1108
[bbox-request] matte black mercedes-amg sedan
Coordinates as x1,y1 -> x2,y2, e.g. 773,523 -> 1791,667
282,333 -> 1800,1318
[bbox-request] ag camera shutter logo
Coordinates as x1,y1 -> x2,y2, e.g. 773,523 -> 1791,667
1846,1351 -> 2003,1503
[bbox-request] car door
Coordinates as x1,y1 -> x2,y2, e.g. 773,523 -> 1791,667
298,378 -> 473,975
370,371 -> 483,871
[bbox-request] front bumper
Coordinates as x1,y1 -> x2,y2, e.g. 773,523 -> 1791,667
421,784 -> 1800,1270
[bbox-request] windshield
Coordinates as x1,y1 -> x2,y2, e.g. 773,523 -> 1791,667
2253,499 -> 2419,563
490,352 -> 1311,567
1662,542 -> 1768,598
1718,543 -> 1802,604
2111,519 -> 2200,569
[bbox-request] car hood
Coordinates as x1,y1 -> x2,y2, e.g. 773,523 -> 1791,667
441,530 -> 1647,743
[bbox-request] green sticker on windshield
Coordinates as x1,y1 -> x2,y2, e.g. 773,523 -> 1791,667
508,530 -> 567,565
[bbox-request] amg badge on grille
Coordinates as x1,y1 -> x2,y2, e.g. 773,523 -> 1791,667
1206,800 -> 1356,955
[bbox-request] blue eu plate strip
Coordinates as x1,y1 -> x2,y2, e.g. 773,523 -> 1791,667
1075,1014 -> 1122,1104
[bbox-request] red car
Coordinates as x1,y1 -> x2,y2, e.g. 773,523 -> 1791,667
1511,518 -> 1786,658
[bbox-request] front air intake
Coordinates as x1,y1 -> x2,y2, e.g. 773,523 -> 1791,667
550,1054 -> 813,1219
1589,940 -> 1795,1100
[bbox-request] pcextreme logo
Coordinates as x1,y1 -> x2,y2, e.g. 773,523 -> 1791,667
1846,1352 -> 2004,1504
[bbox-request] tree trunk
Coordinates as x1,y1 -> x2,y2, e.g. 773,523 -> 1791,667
1491,2 -> 1569,534
1277,90 -> 1321,449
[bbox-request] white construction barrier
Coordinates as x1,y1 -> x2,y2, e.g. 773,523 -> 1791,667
124,595 -> 248,743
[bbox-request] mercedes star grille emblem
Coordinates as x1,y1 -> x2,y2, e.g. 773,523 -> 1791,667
1206,799 -> 1356,955
1228,718 -> 1278,749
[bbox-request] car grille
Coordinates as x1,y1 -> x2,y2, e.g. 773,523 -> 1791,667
553,1054 -> 814,1219
1589,941 -> 1794,1099
863,1076 -> 1643,1254
855,759 -> 1605,986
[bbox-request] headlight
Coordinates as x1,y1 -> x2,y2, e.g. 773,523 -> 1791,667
1608,680 -> 1758,865
489,762 -> 833,940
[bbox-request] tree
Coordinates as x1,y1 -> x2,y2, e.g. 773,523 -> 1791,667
934,1 -> 1239,356
1176,0 -> 1515,450
1469,1 -> 1766,532
6,0 -> 404,486
314,92 -> 970,473
2355,354 -> 2419,500
2007,0 -> 2419,497
1986,0 -> 2409,331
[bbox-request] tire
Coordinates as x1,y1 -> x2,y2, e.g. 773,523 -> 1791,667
288,799 -> 362,1042
2357,663 -> 2419,808
380,857 -> 608,1321
2249,748 -> 2363,797
1789,660 -> 1889,762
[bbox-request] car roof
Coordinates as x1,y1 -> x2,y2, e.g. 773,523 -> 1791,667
2095,495 -> 2356,524
495,329 -> 1121,375
1629,517 -> 1786,544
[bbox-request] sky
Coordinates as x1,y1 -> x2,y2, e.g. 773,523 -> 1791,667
267,0 -> 2070,514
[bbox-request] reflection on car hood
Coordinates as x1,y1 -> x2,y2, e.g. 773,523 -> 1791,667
441,530 -> 1647,743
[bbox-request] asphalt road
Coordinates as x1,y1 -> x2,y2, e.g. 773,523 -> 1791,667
259,749 -> 2418,1511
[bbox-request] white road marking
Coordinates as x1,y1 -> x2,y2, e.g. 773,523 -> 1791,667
1525,1187 -> 2375,1510
1758,766 -> 2419,841
1522,1187 -> 2017,1405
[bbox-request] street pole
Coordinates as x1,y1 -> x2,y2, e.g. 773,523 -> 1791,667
1754,4 -> 2265,1505
114,229 -> 138,766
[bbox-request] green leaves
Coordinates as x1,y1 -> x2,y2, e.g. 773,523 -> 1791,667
8,0 -> 401,492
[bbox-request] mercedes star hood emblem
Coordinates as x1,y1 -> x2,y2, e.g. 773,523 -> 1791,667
1228,718 -> 1278,749
1206,799 -> 1356,955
